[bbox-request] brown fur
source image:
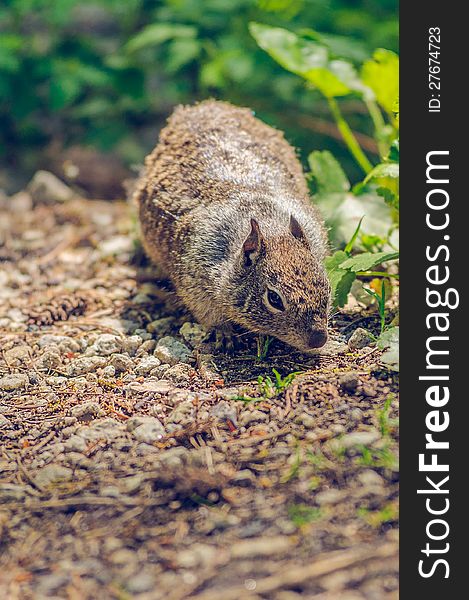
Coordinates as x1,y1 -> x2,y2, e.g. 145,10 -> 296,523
134,100 -> 331,352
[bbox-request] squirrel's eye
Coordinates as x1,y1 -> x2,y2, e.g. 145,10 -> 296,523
266,288 -> 285,311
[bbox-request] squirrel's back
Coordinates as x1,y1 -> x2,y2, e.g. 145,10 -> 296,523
136,100 -> 310,218
135,100 -> 331,352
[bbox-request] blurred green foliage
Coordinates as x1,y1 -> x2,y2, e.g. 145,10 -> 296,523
248,19 -> 399,313
0,0 -> 397,184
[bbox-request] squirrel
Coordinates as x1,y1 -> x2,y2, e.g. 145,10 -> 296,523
134,100 -> 331,353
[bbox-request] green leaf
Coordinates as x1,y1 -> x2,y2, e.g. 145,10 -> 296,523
325,251 -> 356,308
50,76 -> 82,110
363,162 -> 399,214
377,187 -> 399,211
299,29 -> 369,63
344,216 -> 364,254
308,150 -> 350,195
249,23 -> 364,98
166,38 -> 201,72
361,49 -> 399,115
316,189 -> 395,250
364,162 -> 399,184
200,59 -> 226,88
126,24 -> 197,53
339,251 -> 399,273
377,326 -> 399,371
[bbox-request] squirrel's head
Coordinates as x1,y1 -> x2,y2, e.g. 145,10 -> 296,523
231,217 -> 331,353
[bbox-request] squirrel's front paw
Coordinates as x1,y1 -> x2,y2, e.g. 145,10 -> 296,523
214,328 -> 235,353
214,326 -> 247,353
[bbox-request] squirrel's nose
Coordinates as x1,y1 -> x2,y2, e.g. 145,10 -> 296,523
308,329 -> 328,349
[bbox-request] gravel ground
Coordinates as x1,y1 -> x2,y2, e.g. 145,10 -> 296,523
0,183 -> 399,600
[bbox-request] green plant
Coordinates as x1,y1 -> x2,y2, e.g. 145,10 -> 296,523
0,0 -> 398,186
258,368 -> 298,397
357,444 -> 398,471
363,280 -> 387,333
250,24 -> 398,173
358,501 -> 398,527
377,394 -> 397,437
288,503 -> 322,527
281,445 -> 302,482
256,334 -> 273,360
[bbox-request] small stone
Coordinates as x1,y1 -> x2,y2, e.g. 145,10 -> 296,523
0,373 -> 29,391
67,356 -> 107,376
37,349 -> 62,370
176,544 -> 218,569
37,572 -> 70,594
231,536 -> 292,559
7,308 -> 28,323
126,416 -> 165,443
339,372 -> 360,394
210,401 -> 238,426
136,355 -> 161,375
362,384 -> 377,398
28,170 -> 74,204
87,334 -> 123,356
125,379 -> 171,395
118,474 -> 145,494
71,401 -> 104,421
109,549 -> 137,565
150,364 -> 171,378
110,353 -> 134,373
38,334 -> 83,353
158,447 -> 189,469
125,572 -> 156,594
350,408 -> 363,422
299,413 -> 316,428
100,485 -> 121,498
164,363 -> 196,384
348,327 -> 375,350
147,317 -> 175,336
154,336 -> 192,366
64,418 -> 126,452
98,235 -> 133,256
357,469 -> 384,487
133,328 -> 153,341
179,322 -> 208,347
136,339 -> 156,356
315,488 -> 344,505
4,346 -> 31,365
239,409 -> 269,427
131,293 -> 152,304
312,339 -> 348,356
122,335 -> 143,355
34,464 -> 73,488
102,365 -> 116,377
168,400 -> 195,425
215,387 -> 243,401
341,431 -> 381,449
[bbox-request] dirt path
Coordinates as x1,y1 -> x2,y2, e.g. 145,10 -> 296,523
0,194 -> 398,599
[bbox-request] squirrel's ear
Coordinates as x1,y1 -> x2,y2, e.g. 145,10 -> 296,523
290,215 -> 309,247
243,218 -> 264,266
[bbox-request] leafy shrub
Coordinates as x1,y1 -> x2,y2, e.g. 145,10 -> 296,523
0,0 -> 397,185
